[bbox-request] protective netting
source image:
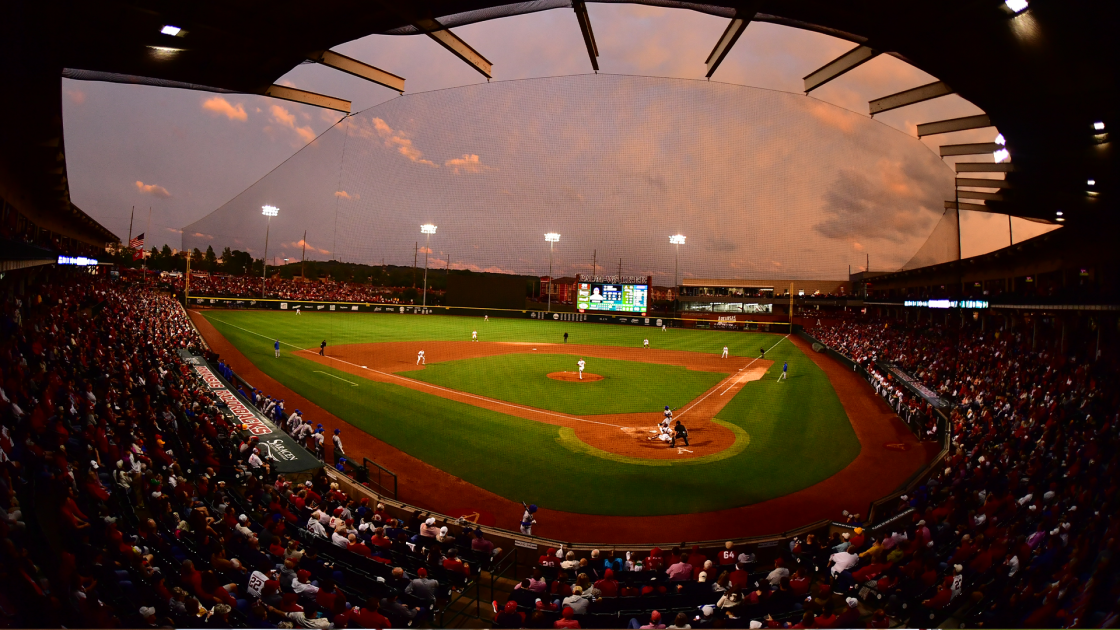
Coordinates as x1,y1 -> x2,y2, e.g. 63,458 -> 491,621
901,207 -> 960,270
183,74 -> 956,280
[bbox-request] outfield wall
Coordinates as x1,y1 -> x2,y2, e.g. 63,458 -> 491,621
184,294 -> 794,333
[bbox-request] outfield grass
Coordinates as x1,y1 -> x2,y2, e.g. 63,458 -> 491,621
202,310 -> 860,516
403,353 -> 726,415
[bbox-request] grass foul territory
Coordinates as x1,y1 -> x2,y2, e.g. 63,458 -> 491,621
202,310 -> 860,516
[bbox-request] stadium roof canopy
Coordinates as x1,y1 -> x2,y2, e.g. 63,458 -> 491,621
1,0 -> 1114,247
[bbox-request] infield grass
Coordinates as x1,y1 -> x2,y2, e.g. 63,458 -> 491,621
403,353 -> 726,415
201,310 -> 860,516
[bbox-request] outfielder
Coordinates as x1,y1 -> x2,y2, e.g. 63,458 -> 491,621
643,338 -> 649,349
472,330 -> 478,342
778,361 -> 788,381
520,502 -> 538,535
577,358 -> 586,379
274,339 -> 280,358
417,350 -> 425,365
721,346 -> 729,358
484,315 -> 489,322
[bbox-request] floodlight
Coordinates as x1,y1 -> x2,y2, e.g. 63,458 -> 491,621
1004,0 -> 1028,14
1055,211 -> 1063,216
262,205 -> 279,217
669,234 -> 686,245
993,148 -> 1010,163
1093,122 -> 1105,131
544,233 -> 561,243
1056,218 -> 1065,222
420,224 -> 437,234
1087,179 -> 1095,186
994,133 -> 1006,145
161,25 -> 182,36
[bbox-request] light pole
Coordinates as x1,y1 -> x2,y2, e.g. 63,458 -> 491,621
421,224 -> 437,307
545,233 -> 560,312
669,234 -> 686,292
262,205 -> 279,297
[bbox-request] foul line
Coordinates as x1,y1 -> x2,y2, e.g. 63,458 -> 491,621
314,371 -> 359,386
674,334 -> 789,421
204,315 -> 627,430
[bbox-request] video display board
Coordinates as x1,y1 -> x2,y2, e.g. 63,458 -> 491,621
577,283 -> 648,314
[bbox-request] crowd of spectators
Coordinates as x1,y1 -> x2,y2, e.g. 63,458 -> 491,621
170,275 -> 407,304
0,271 -> 487,628
2,270 -> 1118,629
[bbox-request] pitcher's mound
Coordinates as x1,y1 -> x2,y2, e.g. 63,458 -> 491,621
547,371 -> 603,382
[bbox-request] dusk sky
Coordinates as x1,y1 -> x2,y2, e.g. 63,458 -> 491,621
63,3 -> 1056,276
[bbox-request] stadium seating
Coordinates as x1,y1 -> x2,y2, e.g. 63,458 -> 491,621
1,271 -> 1117,629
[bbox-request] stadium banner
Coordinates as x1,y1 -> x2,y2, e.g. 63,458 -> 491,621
177,349 -> 322,474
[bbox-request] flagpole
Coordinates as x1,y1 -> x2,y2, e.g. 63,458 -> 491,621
126,206 -> 134,259
145,206 -> 152,284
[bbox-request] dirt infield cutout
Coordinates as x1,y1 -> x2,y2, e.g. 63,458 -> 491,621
547,371 -> 604,382
300,341 -> 771,461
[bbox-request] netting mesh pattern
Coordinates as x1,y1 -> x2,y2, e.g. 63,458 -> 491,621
183,75 -> 956,281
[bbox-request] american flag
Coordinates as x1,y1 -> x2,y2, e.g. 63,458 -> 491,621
129,233 -> 145,260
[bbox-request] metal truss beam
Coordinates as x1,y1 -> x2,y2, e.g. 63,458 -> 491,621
916,114 -> 991,137
263,84 -> 350,113
803,45 -> 878,92
869,80 -> 953,115
310,50 -> 405,93
573,1 -> 599,71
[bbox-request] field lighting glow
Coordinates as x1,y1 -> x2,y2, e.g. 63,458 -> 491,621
421,224 -> 437,234
261,205 -> 278,217
1004,0 -> 1028,13
994,133 -> 1006,145
160,25 -> 182,36
1094,122 -> 1105,131
545,232 -> 561,243
669,234 -> 686,245
993,148 -> 1010,162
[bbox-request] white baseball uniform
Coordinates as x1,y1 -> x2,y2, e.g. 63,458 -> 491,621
577,359 -> 586,379
472,331 -> 478,341
721,346 -> 729,358
484,315 -> 489,321
643,339 -> 649,348
417,350 -> 425,365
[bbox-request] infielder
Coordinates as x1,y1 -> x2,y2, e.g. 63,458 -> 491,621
721,346 -> 729,358
520,502 -> 538,535
577,358 -> 586,379
643,338 -> 649,349
472,330 -> 478,342
274,339 -> 280,358
778,361 -> 788,381
417,350 -> 426,365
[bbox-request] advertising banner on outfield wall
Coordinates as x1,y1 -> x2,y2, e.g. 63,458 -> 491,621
177,349 -> 323,474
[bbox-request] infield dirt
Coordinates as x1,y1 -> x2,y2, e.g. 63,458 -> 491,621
191,310 -> 936,542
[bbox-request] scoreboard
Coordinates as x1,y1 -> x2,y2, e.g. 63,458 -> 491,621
577,282 -> 648,314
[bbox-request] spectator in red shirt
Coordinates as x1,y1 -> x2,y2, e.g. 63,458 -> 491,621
594,569 -> 619,597
442,548 -> 469,575
554,606 -> 581,629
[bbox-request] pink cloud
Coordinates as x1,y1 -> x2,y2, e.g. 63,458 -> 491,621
135,181 -> 171,198
444,153 -> 495,174
368,117 -> 437,167
67,89 -> 86,105
284,239 -> 330,255
334,190 -> 360,200
269,105 -> 316,145
202,96 -> 248,121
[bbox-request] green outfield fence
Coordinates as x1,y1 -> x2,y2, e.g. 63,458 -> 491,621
183,293 -> 795,334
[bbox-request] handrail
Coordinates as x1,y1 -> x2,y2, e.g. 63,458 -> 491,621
361,456 -> 399,499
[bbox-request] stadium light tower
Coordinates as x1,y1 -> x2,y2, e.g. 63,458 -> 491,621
545,233 -> 560,312
421,224 -> 437,307
261,205 -> 279,297
670,234 -> 686,292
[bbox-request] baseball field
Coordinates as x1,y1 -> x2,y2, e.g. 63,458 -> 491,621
199,310 -> 865,518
